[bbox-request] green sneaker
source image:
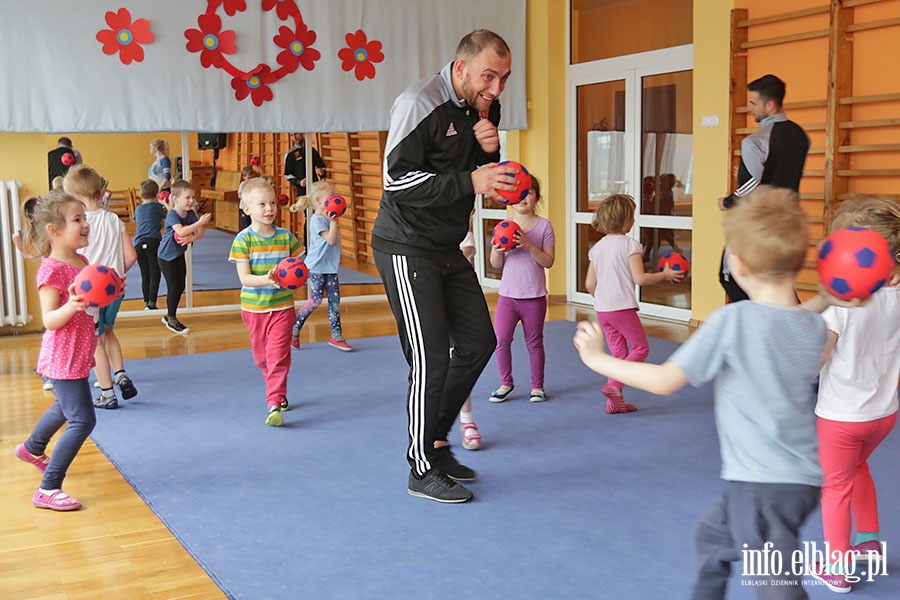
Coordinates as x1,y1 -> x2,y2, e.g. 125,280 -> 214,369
265,406 -> 283,427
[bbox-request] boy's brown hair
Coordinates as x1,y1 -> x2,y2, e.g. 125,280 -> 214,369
591,194 -> 635,235
722,186 -> 808,277
170,179 -> 194,199
830,197 -> 900,267
140,179 -> 160,200
241,166 -> 255,179
63,164 -> 105,199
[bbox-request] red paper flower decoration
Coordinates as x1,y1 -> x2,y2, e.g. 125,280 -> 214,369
185,0 -> 317,107
184,13 -> 238,68
338,30 -> 384,81
96,8 -> 154,65
262,0 -> 300,21
232,66 -> 275,107
274,23 -> 320,72
222,0 -> 247,16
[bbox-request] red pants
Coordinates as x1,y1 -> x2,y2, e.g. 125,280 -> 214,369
242,308 -> 295,408
818,412 -> 897,556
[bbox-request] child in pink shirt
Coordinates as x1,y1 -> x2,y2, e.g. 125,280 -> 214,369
585,194 -> 682,413
14,192 -> 100,511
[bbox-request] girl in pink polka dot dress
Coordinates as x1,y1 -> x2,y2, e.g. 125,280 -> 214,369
14,192 -> 100,511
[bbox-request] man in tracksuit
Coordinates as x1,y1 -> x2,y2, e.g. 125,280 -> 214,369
719,74 -> 810,302
372,29 -> 518,503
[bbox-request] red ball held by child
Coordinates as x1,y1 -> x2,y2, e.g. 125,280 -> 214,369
493,161 -> 532,206
492,219 -> 522,251
657,252 -> 690,277
817,227 -> 894,300
73,264 -> 121,308
323,193 -> 347,218
274,257 -> 309,290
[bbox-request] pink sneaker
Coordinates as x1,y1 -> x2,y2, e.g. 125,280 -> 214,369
329,338 -> 352,352
15,443 -> 49,473
809,562 -> 851,594
461,422 -> 481,450
602,385 -> 636,414
851,540 -> 884,564
32,489 -> 82,511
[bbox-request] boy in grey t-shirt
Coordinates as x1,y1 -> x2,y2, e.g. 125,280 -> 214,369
575,186 -> 827,599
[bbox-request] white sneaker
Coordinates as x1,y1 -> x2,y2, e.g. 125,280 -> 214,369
461,422 -> 481,450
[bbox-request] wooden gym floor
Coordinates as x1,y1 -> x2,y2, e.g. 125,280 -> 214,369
0,273 -> 690,600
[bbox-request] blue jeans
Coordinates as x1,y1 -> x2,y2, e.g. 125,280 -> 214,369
25,378 -> 96,490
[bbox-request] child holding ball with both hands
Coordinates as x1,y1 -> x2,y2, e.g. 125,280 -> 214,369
575,187 -> 827,597
585,194 -> 683,414
488,174 -> 555,403
15,192 -> 99,511
802,198 -> 900,593
229,178 -> 302,427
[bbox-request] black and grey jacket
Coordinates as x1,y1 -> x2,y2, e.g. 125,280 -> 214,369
722,112 -> 809,208
372,61 -> 501,260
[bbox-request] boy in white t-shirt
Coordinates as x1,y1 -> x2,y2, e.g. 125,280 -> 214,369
63,165 -> 137,409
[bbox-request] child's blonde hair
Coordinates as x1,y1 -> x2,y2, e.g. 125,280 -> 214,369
150,138 -> 168,154
591,194 -> 635,234
830,198 -> 900,267
140,179 -> 159,201
241,177 -> 275,206
290,180 -> 333,212
51,176 -> 64,190
63,164 -> 105,199
722,186 -> 808,277
23,192 -> 83,257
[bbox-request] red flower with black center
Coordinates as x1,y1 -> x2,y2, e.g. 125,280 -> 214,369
184,13 -> 238,69
232,66 -> 275,107
96,8 -> 154,65
274,23 -> 320,71
262,0 -> 300,21
338,30 -> 384,81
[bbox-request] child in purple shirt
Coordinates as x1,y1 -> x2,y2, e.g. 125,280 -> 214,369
488,175 -> 555,403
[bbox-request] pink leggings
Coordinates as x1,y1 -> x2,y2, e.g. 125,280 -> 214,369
595,309 -> 649,390
818,412 -> 897,556
493,295 -> 547,389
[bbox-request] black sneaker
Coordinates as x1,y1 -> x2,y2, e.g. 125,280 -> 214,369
279,398 -> 290,412
432,445 -> 476,481
162,316 -> 190,334
116,374 -> 138,400
408,469 -> 473,503
93,394 -> 119,410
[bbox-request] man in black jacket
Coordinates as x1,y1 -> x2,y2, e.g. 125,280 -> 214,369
372,29 -> 518,503
47,137 -> 83,190
283,133 -> 326,197
719,74 -> 810,302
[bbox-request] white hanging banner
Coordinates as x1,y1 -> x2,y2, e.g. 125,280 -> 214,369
1,0 -> 526,133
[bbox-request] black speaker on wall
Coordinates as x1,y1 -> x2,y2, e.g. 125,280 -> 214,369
198,133 -> 227,150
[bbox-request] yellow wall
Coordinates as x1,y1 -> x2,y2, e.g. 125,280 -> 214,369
691,0 -> 734,322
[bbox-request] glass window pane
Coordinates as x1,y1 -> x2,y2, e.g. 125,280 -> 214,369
482,218 -> 504,281
576,223 -> 604,295
640,71 -> 693,217
637,228 -> 692,310
571,0 -> 693,64
577,80 -> 626,214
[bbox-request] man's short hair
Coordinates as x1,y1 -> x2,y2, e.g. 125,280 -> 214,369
57,136 -> 73,147
723,186 -> 808,278
747,74 -> 786,106
456,29 -> 510,62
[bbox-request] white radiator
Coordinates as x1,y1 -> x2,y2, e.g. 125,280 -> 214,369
0,180 -> 32,327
